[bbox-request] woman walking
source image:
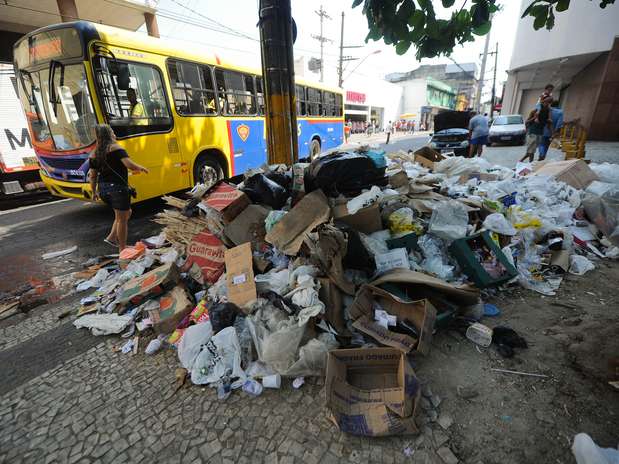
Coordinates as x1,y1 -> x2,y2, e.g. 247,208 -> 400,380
88,124 -> 148,251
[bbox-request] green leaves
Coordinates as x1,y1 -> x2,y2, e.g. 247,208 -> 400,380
351,0 -> 615,60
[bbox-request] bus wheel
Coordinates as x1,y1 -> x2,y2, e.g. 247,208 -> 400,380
194,156 -> 223,188
309,139 -> 321,159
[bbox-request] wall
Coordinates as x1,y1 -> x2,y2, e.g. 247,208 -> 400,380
561,53 -> 608,129
400,79 -> 427,120
518,88 -> 542,115
590,38 -> 619,140
344,73 -> 403,128
510,0 -> 619,71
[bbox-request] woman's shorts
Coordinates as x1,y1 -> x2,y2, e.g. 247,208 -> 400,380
99,182 -> 131,211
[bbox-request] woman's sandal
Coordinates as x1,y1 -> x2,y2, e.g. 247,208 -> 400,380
103,238 -> 118,247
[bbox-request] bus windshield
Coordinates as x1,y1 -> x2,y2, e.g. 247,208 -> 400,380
17,64 -> 96,151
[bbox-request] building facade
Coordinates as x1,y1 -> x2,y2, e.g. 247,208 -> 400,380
386,63 -> 477,130
502,0 -> 619,140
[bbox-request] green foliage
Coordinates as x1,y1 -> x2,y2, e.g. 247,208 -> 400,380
353,0 -> 616,60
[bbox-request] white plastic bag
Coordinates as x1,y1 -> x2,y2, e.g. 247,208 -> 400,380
346,185 -> 382,215
572,433 -> 619,464
246,305 -> 307,375
590,163 -> 619,185
428,200 -> 469,241
73,313 -> 132,336
569,255 -> 595,275
190,326 -> 245,385
254,268 -> 291,295
417,234 -> 455,281
483,213 -> 517,236
177,322 -> 214,370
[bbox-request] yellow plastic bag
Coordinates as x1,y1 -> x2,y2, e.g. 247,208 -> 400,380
388,207 -> 424,237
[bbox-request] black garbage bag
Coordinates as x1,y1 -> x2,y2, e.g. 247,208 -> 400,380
306,151 -> 387,197
209,302 -> 241,334
182,198 -> 201,217
492,326 -> 528,358
241,173 -> 288,209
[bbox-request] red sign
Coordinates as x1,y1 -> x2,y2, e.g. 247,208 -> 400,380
346,91 -> 366,104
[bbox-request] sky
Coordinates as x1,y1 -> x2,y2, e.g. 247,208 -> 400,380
142,0 -> 522,101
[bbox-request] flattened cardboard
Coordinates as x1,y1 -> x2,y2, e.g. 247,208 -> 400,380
414,146 -> 446,170
224,204 -> 270,246
530,160 -> 598,190
388,170 -> 409,188
370,269 -> 480,306
325,348 -> 420,437
149,286 -> 193,334
118,263 -> 180,306
349,284 -> 436,355
318,277 -> 345,334
225,243 -> 257,307
185,229 -> 226,284
333,202 -> 382,234
265,189 -> 331,255
203,182 -> 251,222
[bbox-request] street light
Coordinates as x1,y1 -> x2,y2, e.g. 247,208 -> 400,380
341,50 -> 381,83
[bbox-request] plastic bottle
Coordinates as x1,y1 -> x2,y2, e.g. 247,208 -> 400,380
466,322 -> 493,347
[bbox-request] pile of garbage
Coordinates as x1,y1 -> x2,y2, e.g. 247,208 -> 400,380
70,145 -> 619,437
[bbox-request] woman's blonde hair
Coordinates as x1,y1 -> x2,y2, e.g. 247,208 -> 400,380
94,124 -> 115,163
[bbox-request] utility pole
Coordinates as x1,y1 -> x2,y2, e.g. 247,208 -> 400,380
338,11 -> 344,87
312,5 -> 331,82
258,0 -> 298,165
474,26 -> 492,113
490,42 -> 499,117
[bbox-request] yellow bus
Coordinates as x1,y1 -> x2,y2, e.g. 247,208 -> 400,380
13,21 -> 344,202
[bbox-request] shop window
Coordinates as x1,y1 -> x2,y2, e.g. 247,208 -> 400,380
167,60 -> 217,115
94,57 -> 172,137
215,69 -> 257,116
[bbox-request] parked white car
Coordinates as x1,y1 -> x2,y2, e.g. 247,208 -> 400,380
488,114 -> 526,146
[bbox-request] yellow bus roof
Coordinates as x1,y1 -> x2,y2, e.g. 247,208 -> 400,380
90,22 -> 343,94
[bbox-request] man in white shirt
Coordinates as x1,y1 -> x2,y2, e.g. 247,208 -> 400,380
385,120 -> 393,144
468,112 -> 489,157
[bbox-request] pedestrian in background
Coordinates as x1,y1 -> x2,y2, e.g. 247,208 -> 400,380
468,111 -> 489,157
88,124 -> 148,251
520,98 -> 552,163
385,120 -> 393,144
538,99 -> 564,161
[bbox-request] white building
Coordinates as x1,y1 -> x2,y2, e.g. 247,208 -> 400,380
502,0 -> 619,140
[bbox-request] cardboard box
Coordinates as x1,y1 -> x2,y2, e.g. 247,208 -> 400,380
117,263 -> 180,306
413,146 -> 446,170
185,229 -> 226,284
530,159 -> 598,190
224,204 -> 270,246
265,189 -> 331,255
325,347 -> 420,437
202,182 -> 251,222
149,286 -> 193,334
388,170 -> 409,188
332,202 -> 382,234
225,243 -> 257,307
369,269 -> 480,306
349,284 -> 436,355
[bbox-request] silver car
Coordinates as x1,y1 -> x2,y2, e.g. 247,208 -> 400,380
488,114 -> 526,146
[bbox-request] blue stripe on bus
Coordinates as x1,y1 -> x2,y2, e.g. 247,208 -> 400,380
228,118 -> 344,175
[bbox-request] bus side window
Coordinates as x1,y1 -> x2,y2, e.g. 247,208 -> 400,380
94,57 -> 171,137
308,88 -> 322,116
256,77 -> 264,115
215,69 -> 256,116
167,60 -> 217,116
295,85 -> 306,116
335,93 -> 343,116
324,91 -> 336,117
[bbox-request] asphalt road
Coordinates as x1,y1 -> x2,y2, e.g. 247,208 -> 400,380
0,197 -> 163,293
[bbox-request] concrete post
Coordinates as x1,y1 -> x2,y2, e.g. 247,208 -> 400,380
56,0 -> 79,22
144,12 -> 160,38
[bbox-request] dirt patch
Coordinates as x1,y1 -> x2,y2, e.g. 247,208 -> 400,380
414,260 -> 619,463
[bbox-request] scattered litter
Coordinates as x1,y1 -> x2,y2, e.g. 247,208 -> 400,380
42,245 -> 78,260
490,368 -> 549,378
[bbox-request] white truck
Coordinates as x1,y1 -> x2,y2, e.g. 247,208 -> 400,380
0,62 -> 45,198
